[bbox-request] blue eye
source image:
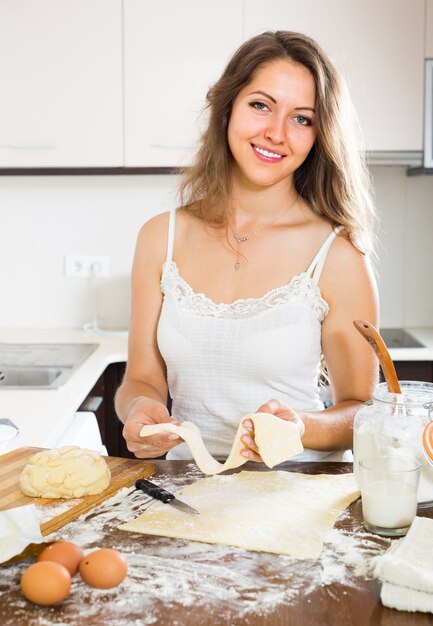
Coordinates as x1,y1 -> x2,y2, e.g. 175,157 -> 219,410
295,115 -> 312,126
249,101 -> 269,112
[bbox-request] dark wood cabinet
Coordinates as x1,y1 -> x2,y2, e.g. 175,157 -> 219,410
380,361 -> 433,384
78,362 -> 133,458
394,361 -> 433,382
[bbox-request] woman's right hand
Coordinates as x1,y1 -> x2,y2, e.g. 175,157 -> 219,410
122,397 -> 182,459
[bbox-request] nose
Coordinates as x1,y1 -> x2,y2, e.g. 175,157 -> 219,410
264,114 -> 285,145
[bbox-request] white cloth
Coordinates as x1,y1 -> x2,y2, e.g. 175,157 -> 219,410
373,516 -> 433,612
0,505 -> 44,563
380,583 -> 433,614
157,208 -> 344,462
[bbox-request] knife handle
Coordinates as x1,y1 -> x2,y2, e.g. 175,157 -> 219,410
135,479 -> 174,503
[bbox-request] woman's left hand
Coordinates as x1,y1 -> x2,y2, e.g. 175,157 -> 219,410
240,399 -> 305,462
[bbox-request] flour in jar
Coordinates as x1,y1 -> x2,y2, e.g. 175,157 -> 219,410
353,421 -> 433,504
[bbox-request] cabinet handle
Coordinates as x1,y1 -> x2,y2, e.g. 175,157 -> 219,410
151,143 -> 193,150
0,144 -> 56,150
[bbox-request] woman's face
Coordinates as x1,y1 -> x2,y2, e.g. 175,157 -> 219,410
227,58 -> 317,189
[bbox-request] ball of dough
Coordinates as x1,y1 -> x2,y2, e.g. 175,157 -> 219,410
19,446 -> 111,499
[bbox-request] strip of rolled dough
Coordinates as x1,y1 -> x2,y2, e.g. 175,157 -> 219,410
119,470 -> 360,558
139,412 -> 303,474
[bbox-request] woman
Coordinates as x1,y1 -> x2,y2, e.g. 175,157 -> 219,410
115,31 -> 379,463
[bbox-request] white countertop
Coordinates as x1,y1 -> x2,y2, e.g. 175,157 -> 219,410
389,327 -> 433,361
1,326 -> 433,454
0,328 -> 127,452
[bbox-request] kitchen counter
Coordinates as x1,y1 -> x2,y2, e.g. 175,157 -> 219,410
1,327 -> 433,454
388,327 -> 433,361
0,329 -> 127,452
1,459 -> 432,626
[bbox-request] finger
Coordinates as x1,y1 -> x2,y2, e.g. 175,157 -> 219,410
139,432 -> 181,445
240,447 -> 262,462
256,399 -> 285,414
242,419 -> 254,437
241,433 -> 258,454
124,418 -> 182,445
258,401 -> 299,422
251,403 -> 305,437
129,437 -> 181,458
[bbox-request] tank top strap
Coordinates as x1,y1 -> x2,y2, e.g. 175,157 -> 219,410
306,225 -> 344,284
165,208 -> 177,263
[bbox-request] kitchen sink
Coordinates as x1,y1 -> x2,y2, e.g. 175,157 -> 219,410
0,343 -> 98,390
0,366 -> 64,387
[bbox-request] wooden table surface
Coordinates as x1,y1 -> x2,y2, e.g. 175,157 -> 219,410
1,460 -> 433,626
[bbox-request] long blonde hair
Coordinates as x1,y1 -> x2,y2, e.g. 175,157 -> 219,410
179,31 -> 377,254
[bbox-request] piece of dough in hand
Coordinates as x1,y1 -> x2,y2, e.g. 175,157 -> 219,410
19,446 -> 111,498
139,412 -> 303,474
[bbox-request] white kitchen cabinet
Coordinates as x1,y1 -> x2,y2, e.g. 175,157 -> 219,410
244,0 -> 425,152
427,0 -> 433,58
123,0 -> 244,167
0,0 -> 123,167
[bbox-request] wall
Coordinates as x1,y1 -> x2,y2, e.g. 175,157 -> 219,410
0,167 -> 431,330
372,167 -> 433,327
0,175 -> 179,329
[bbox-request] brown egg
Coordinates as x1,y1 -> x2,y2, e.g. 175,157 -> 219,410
79,548 -> 128,589
21,561 -> 71,606
38,541 -> 84,576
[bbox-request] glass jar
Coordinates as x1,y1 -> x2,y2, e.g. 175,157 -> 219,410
353,381 -> 433,507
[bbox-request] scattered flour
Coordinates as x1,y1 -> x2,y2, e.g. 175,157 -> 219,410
36,499 -> 82,524
0,465 -> 390,625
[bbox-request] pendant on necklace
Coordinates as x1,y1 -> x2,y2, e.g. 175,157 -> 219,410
232,233 -> 247,270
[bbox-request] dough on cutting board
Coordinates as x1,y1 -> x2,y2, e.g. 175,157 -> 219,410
139,412 -> 303,474
19,446 -> 111,499
119,470 -> 360,558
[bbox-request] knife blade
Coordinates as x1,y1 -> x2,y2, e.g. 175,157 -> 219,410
135,479 -> 200,515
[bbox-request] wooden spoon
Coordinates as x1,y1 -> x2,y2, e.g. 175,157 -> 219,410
353,320 -> 401,394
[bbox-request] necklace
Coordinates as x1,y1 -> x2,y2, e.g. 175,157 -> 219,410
228,195 -> 298,271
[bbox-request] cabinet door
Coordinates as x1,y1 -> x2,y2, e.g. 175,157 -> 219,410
0,0 -> 123,167
245,0 -> 425,152
124,0 -> 243,167
393,362 -> 433,383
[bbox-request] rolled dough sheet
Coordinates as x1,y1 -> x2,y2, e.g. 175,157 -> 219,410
139,412 -> 303,474
119,470 -> 360,558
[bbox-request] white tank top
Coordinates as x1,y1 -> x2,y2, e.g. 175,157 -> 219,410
157,209 -> 348,462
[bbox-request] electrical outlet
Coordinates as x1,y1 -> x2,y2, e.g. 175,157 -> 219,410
65,255 -> 110,278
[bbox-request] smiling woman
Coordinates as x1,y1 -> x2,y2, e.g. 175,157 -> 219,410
227,59 -> 317,189
115,31 -> 379,466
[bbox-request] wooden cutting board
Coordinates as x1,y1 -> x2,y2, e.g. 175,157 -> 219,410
0,447 -> 154,536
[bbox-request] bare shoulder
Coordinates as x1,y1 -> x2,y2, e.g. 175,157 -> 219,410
325,230 -> 373,275
140,207 -> 201,239
136,211 -> 175,265
137,211 -> 170,247
321,230 -> 378,304
129,212 -> 171,285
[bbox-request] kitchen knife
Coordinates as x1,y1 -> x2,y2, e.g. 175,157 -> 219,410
135,479 -> 200,515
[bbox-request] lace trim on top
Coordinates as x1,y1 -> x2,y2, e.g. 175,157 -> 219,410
161,261 -> 329,321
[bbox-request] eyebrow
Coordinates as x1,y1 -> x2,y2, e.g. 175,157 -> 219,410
247,90 -> 316,113
248,90 -> 277,103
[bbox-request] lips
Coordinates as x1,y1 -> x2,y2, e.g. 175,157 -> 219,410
251,143 -> 286,163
